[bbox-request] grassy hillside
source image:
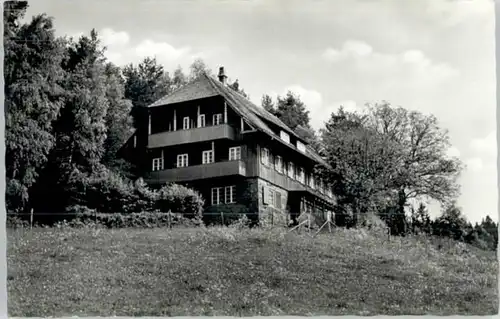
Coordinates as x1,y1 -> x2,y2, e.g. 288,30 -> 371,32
7,226 -> 498,316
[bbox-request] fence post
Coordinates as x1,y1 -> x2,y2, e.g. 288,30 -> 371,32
30,208 -> 33,230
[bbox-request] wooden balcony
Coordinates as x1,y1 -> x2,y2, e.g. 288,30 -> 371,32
144,160 -> 247,184
148,124 -> 237,148
259,165 -> 334,205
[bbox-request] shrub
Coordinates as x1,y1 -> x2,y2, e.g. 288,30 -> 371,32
6,215 -> 30,229
71,210 -> 203,228
157,183 -> 204,218
204,204 -> 253,226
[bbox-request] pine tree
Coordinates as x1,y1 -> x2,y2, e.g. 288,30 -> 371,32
4,3 -> 66,213
123,57 -> 172,128
261,94 -> 275,114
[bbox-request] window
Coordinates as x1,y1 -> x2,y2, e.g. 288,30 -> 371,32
266,187 -> 275,206
177,154 -> 188,167
198,114 -> 206,128
307,173 -> 314,188
280,131 -> 290,143
212,187 -> 223,205
183,117 -> 190,130
229,146 -> 241,161
275,191 -> 282,209
288,162 -> 295,179
213,113 -> 222,125
152,157 -> 163,171
212,186 -> 236,205
261,147 -> 269,165
297,141 -> 306,153
202,150 -> 214,164
225,186 -> 236,204
298,167 -> 305,184
275,156 -> 283,173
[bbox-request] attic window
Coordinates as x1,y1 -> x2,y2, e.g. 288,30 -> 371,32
297,141 -> 306,153
280,131 -> 290,143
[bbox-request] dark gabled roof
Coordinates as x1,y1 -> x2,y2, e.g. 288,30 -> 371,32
148,76 -> 219,107
147,73 -> 330,169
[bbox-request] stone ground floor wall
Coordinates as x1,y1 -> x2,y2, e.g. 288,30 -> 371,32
256,178 -> 290,226
158,176 -> 327,227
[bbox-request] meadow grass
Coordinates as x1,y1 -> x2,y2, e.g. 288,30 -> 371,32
7,226 -> 498,316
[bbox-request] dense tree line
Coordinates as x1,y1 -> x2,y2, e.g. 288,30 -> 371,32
4,2 -> 497,250
4,2 -> 208,220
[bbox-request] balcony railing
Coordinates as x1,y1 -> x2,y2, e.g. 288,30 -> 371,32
148,124 -> 237,148
144,160 -> 247,184
259,165 -> 334,204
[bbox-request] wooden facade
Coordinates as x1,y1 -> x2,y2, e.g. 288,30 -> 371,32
119,69 -> 335,225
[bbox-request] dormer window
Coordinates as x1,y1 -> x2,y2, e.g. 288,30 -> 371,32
280,131 -> 290,143
297,141 -> 306,153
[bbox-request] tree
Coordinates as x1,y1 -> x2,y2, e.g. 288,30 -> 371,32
4,3 -> 67,213
123,57 -> 172,128
228,78 -> 249,99
102,62 -> 134,170
188,58 -> 212,82
366,102 -> 463,222
319,107 -> 402,226
432,204 -> 468,241
31,29 -> 110,215
261,94 -> 275,114
171,65 -> 188,91
274,91 -> 311,131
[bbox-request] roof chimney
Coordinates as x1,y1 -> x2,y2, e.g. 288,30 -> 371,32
218,66 -> 227,85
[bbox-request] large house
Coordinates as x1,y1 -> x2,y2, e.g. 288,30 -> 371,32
119,67 -> 335,224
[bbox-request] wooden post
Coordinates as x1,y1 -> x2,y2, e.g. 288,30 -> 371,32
212,141 -> 215,161
173,109 -> 177,131
148,113 -> 151,135
197,105 -> 201,127
308,212 -> 311,232
327,212 -> 332,233
240,118 -> 244,131
221,211 -> 224,226
30,208 -> 33,230
168,210 -> 172,229
224,102 -> 228,123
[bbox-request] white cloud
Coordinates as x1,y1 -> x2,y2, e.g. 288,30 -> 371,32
134,39 -> 191,61
272,85 -> 362,131
322,40 -> 459,87
99,28 -> 130,47
470,130 -> 496,158
322,40 -> 373,62
78,28 -> 222,70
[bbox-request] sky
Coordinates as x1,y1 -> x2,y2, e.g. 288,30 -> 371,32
25,0 -> 497,223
